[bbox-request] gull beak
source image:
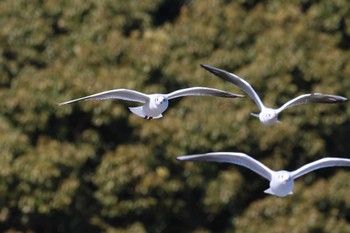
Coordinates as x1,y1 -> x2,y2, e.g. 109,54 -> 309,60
283,178 -> 290,184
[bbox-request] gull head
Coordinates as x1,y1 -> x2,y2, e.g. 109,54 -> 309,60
268,171 -> 294,197
149,95 -> 169,114
155,96 -> 168,106
259,108 -> 279,126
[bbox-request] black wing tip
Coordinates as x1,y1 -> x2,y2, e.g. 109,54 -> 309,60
312,93 -> 348,103
200,63 -> 224,75
200,63 -> 217,71
328,95 -> 348,103
222,93 -> 244,98
200,64 -> 214,73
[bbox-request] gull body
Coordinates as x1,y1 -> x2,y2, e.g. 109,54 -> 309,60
201,64 -> 348,126
59,87 -> 243,119
177,152 -> 350,197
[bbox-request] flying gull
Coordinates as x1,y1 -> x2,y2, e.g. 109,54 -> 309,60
59,87 -> 243,119
178,152 -> 350,197
201,64 -> 348,126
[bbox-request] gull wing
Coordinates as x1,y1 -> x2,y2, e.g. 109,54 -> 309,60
177,152 -> 273,181
58,89 -> 149,106
276,93 -> 348,114
290,157 -> 350,179
201,64 -> 264,111
166,87 -> 244,100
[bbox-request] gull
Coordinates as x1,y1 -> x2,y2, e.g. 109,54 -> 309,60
201,64 -> 348,126
177,152 -> 350,197
58,87 -> 243,119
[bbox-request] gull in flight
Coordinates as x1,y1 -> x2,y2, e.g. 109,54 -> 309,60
201,64 -> 348,126
59,87 -> 243,119
178,152 -> 350,197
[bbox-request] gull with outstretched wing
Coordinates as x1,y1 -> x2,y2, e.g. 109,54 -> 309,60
59,87 -> 243,119
201,64 -> 348,126
178,152 -> 350,197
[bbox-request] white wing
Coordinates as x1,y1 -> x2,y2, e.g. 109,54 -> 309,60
290,157 -> 350,179
177,152 -> 273,181
58,89 -> 149,106
276,93 -> 348,114
201,64 -> 265,111
166,87 -> 244,99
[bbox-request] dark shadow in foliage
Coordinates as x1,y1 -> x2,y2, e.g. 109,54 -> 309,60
0,173 -> 100,233
326,122 -> 350,156
238,0 -> 267,10
142,183 -> 208,233
40,109 -> 93,143
290,66 -> 317,92
309,226 -> 326,233
50,106 -> 135,149
300,0 -> 314,13
338,18 -> 350,50
152,0 -> 187,26
123,17 -> 144,37
98,116 -> 136,150
144,68 -> 187,92
51,15 -> 69,36
1,51 -> 17,87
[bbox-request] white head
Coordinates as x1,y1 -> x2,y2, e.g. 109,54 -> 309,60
259,108 -> 279,126
269,171 -> 294,197
149,95 -> 169,113
276,171 -> 291,184
155,96 -> 168,105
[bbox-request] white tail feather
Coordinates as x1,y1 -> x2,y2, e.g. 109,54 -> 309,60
153,114 -> 163,119
129,106 -> 145,118
264,188 -> 275,195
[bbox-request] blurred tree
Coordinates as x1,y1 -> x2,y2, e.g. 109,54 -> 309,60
0,0 -> 349,232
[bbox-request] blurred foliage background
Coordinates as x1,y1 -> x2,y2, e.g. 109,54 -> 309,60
1,0 -> 350,232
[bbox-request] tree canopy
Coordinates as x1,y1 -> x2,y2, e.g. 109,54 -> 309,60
0,0 -> 350,232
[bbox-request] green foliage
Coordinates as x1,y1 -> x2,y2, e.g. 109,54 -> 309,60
0,0 -> 349,232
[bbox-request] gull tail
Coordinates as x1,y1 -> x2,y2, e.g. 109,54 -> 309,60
129,106 -> 146,118
264,188 -> 275,195
128,106 -> 163,119
153,114 -> 163,119
264,188 -> 293,196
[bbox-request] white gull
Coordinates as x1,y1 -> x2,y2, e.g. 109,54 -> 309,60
201,64 -> 348,126
178,152 -> 350,197
59,87 -> 243,119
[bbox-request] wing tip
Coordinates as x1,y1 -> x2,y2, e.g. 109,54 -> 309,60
177,156 -> 186,161
235,94 -> 245,98
340,96 -> 348,102
312,93 -> 348,103
220,93 -> 245,98
200,63 -> 210,69
58,102 -> 68,106
200,64 -> 221,74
